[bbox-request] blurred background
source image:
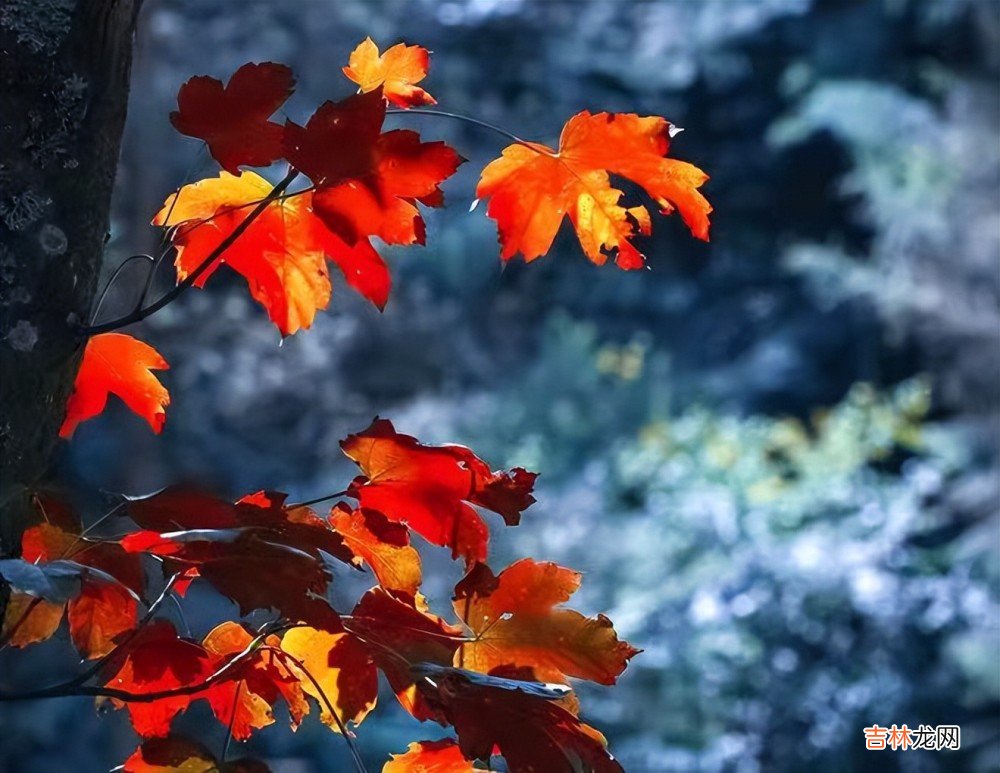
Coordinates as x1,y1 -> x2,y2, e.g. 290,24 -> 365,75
2,0 -> 999,770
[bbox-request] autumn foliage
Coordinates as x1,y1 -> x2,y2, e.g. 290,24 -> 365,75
3,424 -> 634,772
4,36 -> 712,772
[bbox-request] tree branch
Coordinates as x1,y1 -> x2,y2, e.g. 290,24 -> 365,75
0,620 -> 288,702
82,169 -> 299,335
83,107 -> 530,337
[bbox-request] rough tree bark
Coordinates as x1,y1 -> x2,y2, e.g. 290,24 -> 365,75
0,0 -> 141,553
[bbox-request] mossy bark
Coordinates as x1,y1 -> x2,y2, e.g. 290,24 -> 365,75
0,1 -> 141,557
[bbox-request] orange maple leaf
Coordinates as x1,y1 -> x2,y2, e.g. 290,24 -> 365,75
9,501 -> 142,658
155,171 -> 388,335
384,739 -> 474,772
67,581 -> 139,659
60,333 -> 169,438
343,37 -> 436,109
329,503 -> 422,597
477,111 -> 712,269
201,621 -> 309,740
1,594 -> 64,649
453,559 -> 639,685
280,626 -> 378,731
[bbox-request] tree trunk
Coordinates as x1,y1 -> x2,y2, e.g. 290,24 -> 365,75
0,0 -> 141,551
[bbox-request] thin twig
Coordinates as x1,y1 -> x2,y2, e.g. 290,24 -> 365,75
89,254 -> 156,326
274,648 -> 368,773
285,490 -> 349,510
62,499 -> 127,558
137,147 -> 209,309
166,591 -> 192,638
0,622 -> 285,702
135,237 -> 178,314
341,616 -> 473,645
81,169 -> 299,336
387,107 -> 526,145
221,680 -> 244,761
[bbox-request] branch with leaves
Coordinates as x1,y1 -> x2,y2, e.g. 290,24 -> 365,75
1,420 -> 637,771
3,36 -> 713,772
60,35 -> 709,441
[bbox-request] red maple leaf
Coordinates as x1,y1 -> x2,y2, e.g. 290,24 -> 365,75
341,419 -> 536,564
283,89 -> 387,188
105,622 -> 216,738
414,665 -> 623,773
347,587 -> 462,720
121,488 -> 353,630
108,621 -> 307,743
284,90 -> 462,247
60,333 -> 169,438
154,171 -> 390,335
170,62 -> 295,175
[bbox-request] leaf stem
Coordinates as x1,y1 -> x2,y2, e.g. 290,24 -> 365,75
285,490 -> 349,510
273,648 -> 368,773
221,679 -> 243,761
387,107 -> 526,145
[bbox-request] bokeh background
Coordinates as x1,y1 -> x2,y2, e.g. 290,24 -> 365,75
2,0 -> 999,771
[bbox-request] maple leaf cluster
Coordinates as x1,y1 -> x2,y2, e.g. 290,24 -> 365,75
3,420 -> 638,772
27,35 -> 716,772
60,37 -> 710,439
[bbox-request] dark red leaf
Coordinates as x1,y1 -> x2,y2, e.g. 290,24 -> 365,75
171,62 -> 294,174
